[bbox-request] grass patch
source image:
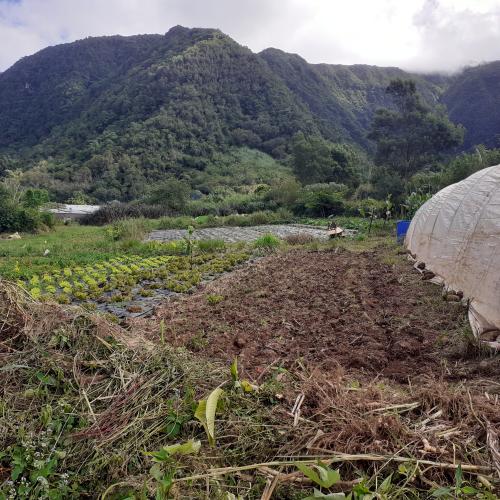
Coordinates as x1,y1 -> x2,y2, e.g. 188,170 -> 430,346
0,225 -> 120,279
253,233 -> 281,251
107,217 -> 152,242
0,225 -> 193,280
155,210 -> 293,230
300,216 -> 395,237
197,239 -> 225,253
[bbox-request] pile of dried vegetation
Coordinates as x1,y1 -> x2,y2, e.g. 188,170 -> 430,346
1,276 -> 499,498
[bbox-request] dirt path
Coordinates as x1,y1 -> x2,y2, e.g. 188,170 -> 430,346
135,245 -> 499,384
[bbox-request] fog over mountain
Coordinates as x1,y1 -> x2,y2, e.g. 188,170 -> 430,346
1,0 -> 500,73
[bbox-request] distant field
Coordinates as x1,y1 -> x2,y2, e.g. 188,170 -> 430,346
0,217 -> 394,316
0,216 -> 394,279
0,225 -> 133,279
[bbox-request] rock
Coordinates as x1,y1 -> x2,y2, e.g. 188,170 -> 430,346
421,270 -> 435,280
233,335 -> 246,348
444,293 -> 461,302
7,232 -> 21,240
416,262 -> 426,270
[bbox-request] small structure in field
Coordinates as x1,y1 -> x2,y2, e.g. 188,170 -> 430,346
47,204 -> 100,221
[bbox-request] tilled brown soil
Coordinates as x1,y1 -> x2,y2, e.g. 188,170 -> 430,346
135,245 -> 499,384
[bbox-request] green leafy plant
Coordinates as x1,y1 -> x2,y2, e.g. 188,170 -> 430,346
230,357 -> 257,393
149,465 -> 174,500
197,239 -> 225,253
145,439 -> 201,463
296,461 -> 341,489
295,461 -> 344,499
183,225 -> 195,267
431,465 -> 481,498
206,294 -> 224,306
194,387 -> 224,446
0,422 -> 79,498
403,191 -> 432,218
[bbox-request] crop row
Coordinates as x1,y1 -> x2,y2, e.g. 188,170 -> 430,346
20,251 -> 250,304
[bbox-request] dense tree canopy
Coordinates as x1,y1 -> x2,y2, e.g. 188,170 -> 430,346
291,133 -> 358,185
369,79 -> 464,180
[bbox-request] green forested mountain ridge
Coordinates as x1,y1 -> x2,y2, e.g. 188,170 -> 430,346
0,27 -> 326,200
0,26 -> 321,156
259,48 -> 445,149
0,25 -> 496,201
441,61 -> 500,149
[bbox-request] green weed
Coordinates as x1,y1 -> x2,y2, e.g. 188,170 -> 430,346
198,239 -> 225,253
207,294 -> 224,305
253,233 -> 281,251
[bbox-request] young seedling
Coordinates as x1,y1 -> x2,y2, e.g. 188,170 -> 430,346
194,387 -> 224,446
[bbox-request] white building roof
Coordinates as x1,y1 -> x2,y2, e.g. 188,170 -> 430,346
47,204 -> 101,215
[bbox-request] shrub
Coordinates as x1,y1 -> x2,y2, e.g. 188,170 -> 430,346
224,210 -> 292,227
253,233 -> 281,251
264,179 -> 301,207
39,211 -> 56,229
146,178 -> 190,211
294,189 -> 346,217
194,215 -> 218,227
222,214 -> 246,227
197,239 -> 225,253
247,211 -> 271,225
403,192 -> 432,218
186,199 -> 219,216
275,207 -> 294,223
107,218 -> 149,242
156,216 -> 195,230
344,198 -> 386,218
0,205 -> 53,233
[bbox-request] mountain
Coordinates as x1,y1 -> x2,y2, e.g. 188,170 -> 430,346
259,49 -> 445,149
441,61 -> 500,149
0,25 -> 495,201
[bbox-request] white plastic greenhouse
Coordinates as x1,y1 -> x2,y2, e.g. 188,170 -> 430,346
405,164 -> 500,346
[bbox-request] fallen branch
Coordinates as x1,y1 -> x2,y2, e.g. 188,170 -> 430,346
173,452 -> 495,484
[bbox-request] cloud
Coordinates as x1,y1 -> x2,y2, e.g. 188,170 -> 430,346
0,0 -> 500,73
410,0 -> 500,72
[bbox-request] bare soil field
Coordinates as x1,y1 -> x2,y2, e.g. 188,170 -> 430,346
138,244 -> 499,385
126,242 -> 500,494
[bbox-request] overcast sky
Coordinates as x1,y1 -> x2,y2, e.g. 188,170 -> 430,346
1,0 -> 500,73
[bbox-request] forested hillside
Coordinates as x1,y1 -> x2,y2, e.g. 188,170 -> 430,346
0,25 -> 498,202
259,49 -> 445,148
441,61 -> 500,149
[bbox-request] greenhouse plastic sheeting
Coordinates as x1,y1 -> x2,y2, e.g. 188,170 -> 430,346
405,164 -> 500,338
